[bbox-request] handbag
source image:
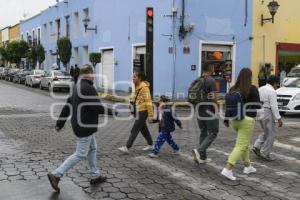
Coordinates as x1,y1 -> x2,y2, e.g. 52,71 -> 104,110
130,88 -> 142,116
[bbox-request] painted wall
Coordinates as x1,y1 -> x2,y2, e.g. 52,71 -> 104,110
9,24 -> 20,41
1,27 -> 9,43
251,0 -> 300,85
19,0 -> 253,98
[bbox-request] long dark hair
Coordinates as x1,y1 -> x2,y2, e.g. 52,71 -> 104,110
133,69 -> 146,81
230,68 -> 252,98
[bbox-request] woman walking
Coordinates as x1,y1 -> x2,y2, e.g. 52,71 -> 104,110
221,68 -> 261,180
118,70 -> 154,153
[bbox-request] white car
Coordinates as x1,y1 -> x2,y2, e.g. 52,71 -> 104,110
25,70 -> 45,87
282,65 -> 300,86
40,70 -> 73,91
277,79 -> 300,114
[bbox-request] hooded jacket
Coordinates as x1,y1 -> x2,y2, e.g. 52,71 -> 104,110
131,81 -> 153,119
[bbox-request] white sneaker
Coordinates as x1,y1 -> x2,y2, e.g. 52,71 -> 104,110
118,146 -> 129,154
148,153 -> 159,158
205,158 -> 212,163
142,145 -> 153,151
243,165 -> 256,174
221,168 -> 237,181
192,149 -> 202,164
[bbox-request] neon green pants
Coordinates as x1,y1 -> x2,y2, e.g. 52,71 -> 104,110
228,117 -> 255,166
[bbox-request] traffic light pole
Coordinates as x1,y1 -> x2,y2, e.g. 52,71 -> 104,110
146,7 -> 154,95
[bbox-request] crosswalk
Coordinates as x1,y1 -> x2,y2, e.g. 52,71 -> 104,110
132,136 -> 300,200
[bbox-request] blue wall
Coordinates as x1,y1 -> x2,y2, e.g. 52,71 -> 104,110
20,0 -> 253,98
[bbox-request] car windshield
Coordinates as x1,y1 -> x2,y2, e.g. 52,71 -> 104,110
287,68 -> 300,77
286,79 -> 300,88
53,71 -> 70,76
34,70 -> 44,75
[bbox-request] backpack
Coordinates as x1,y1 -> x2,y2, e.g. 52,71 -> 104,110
188,76 -> 208,105
225,92 -> 245,120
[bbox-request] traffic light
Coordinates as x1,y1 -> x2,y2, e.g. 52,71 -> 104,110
146,7 -> 154,95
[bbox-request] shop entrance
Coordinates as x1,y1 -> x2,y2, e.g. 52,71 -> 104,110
200,43 -> 234,93
276,43 -> 300,75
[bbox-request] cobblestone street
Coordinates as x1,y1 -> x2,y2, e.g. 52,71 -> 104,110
0,81 -> 300,200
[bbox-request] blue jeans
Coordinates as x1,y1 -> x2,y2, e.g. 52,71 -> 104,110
52,134 -> 100,178
152,129 -> 179,155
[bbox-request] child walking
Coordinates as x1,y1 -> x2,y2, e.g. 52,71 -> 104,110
149,95 -> 182,158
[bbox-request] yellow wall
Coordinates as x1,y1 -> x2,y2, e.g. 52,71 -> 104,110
9,24 -> 20,42
252,0 -> 300,85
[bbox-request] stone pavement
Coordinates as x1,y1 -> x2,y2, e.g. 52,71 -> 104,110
0,81 -> 300,200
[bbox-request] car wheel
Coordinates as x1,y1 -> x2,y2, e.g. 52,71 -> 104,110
40,83 -> 44,90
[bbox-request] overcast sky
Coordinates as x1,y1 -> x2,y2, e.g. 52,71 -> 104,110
0,0 -> 55,29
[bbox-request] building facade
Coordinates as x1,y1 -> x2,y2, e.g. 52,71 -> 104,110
9,24 -> 20,42
1,27 -> 10,47
251,0 -> 300,85
19,0 -> 254,98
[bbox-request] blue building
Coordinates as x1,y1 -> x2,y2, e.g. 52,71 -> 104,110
20,0 -> 253,98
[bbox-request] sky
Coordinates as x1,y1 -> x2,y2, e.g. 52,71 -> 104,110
0,0 -> 55,29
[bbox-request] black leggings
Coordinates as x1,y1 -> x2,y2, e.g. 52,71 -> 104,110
126,111 -> 153,148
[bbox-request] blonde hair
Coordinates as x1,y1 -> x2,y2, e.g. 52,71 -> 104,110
80,64 -> 94,75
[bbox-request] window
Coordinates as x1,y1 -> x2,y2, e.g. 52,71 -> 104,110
83,8 -> 89,36
56,19 -> 61,40
65,16 -> 70,38
21,33 -> 24,41
32,29 -> 35,44
49,22 -> 53,41
43,24 -> 47,42
74,12 -> 79,37
37,28 -> 41,45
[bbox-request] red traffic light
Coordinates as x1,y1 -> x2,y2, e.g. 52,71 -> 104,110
147,9 -> 153,17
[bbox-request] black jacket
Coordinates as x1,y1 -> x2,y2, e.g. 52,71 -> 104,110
154,105 -> 182,132
56,79 -> 114,137
245,85 -> 261,118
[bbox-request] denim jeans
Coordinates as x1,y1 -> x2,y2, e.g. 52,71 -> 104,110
197,118 -> 219,160
52,134 -> 100,178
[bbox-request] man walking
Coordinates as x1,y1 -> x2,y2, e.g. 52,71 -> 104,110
191,63 -> 219,164
253,75 -> 283,161
47,64 -> 115,192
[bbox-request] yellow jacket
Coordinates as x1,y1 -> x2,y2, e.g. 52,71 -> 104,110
131,81 -> 153,119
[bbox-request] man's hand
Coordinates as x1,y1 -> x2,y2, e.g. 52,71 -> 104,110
148,118 -> 154,123
278,118 -> 283,128
224,120 -> 230,128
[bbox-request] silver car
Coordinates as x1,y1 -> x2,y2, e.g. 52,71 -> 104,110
40,70 -> 73,91
25,70 -> 45,87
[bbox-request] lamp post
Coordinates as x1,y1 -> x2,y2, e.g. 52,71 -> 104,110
261,0 -> 280,26
82,17 -> 97,34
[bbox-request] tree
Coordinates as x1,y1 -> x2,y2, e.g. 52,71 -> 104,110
28,46 -> 37,69
36,44 -> 45,68
57,37 -> 72,70
0,47 -> 9,66
89,53 -> 101,68
6,40 -> 29,67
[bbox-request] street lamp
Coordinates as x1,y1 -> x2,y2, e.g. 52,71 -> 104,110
261,0 -> 280,26
82,17 -> 97,34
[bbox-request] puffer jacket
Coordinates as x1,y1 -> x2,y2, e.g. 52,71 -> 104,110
131,81 -> 153,119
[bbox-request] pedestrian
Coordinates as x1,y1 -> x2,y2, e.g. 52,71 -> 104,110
47,64 -> 116,193
70,65 -> 74,78
191,63 -> 219,164
118,70 -> 154,153
149,95 -> 182,158
221,68 -> 260,181
252,75 -> 283,161
74,64 -> 80,84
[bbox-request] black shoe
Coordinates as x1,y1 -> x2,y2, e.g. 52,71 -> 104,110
261,154 -> 276,161
252,147 -> 261,157
47,173 -> 60,193
90,176 -> 107,185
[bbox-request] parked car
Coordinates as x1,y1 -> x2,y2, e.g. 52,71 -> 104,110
0,68 -> 9,80
13,69 -> 31,84
0,67 -> 5,79
40,70 -> 73,91
5,68 -> 20,82
282,65 -> 300,86
277,78 -> 300,115
25,70 -> 45,87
